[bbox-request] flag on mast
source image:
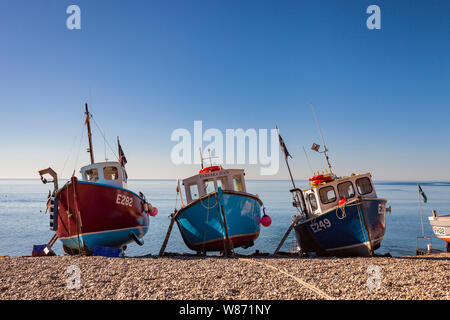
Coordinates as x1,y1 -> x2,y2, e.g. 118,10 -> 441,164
418,184 -> 427,203
278,132 -> 292,159
118,137 -> 127,166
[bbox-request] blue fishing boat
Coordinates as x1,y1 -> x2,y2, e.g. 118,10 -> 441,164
293,173 -> 387,256
275,107 -> 388,257
173,165 -> 270,254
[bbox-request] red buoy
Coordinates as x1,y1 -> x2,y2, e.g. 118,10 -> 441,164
260,215 -> 271,227
149,206 -> 158,216
338,198 -> 347,205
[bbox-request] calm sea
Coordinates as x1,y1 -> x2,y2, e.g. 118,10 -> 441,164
1,179 -> 449,257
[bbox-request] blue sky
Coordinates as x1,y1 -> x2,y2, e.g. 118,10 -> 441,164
0,1 -> 449,181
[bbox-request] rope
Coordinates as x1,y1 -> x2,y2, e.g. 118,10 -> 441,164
91,116 -> 120,162
72,123 -> 85,176
60,114 -> 86,179
199,194 -> 218,210
59,134 -> 78,179
356,205 -> 369,245
214,191 -> 230,254
336,206 -> 347,220
202,194 -> 212,254
72,181 -> 82,253
239,258 -> 336,300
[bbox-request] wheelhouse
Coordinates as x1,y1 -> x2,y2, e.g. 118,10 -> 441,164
80,161 -> 128,188
182,167 -> 247,204
303,173 -> 377,215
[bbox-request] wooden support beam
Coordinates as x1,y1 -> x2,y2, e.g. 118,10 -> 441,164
274,215 -> 301,255
159,210 -> 177,256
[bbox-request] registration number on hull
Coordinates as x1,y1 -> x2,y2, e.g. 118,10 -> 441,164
433,226 -> 447,236
116,194 -> 133,207
378,203 -> 385,215
310,219 -> 331,233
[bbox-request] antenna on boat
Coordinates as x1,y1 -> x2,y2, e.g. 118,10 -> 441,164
199,147 -> 219,169
199,148 -> 204,169
310,103 -> 333,175
302,146 -> 314,175
85,103 -> 95,164
206,148 -> 218,167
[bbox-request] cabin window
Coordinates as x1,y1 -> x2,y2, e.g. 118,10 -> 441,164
356,177 -> 373,195
319,186 -> 337,204
204,179 -> 215,194
189,183 -> 199,200
233,175 -> 243,191
103,166 -> 119,180
338,181 -> 355,199
85,168 -> 99,182
308,193 -> 318,211
216,177 -> 228,190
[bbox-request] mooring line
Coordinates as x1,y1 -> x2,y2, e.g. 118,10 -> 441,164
239,258 -> 336,300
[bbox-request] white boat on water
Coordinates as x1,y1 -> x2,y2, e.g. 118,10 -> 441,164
429,210 -> 450,252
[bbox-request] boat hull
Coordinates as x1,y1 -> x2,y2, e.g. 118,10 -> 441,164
54,179 -> 149,253
175,191 -> 262,252
429,215 -> 450,243
294,198 -> 387,257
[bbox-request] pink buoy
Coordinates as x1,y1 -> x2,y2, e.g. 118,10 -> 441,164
260,215 -> 271,227
149,206 -> 158,216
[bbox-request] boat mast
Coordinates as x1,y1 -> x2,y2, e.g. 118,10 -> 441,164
199,148 -> 204,169
85,103 -> 95,164
310,103 -> 333,175
275,126 -> 308,217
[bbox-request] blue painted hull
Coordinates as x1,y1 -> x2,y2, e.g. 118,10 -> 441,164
175,191 -> 262,252
294,198 -> 387,256
60,226 -> 149,252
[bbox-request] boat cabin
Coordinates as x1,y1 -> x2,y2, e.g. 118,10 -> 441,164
182,166 -> 247,204
303,173 -> 377,215
80,161 -> 128,188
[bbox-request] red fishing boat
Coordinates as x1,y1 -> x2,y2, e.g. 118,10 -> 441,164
39,104 -> 157,255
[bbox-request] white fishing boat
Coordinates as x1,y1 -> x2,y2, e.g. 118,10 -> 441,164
429,210 -> 450,252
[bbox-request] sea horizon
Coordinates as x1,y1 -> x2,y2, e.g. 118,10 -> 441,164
1,179 -> 449,258
2,178 -> 450,183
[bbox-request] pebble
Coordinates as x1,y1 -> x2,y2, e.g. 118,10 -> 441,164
0,254 -> 448,300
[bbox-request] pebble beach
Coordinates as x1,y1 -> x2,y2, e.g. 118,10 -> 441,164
0,253 -> 448,300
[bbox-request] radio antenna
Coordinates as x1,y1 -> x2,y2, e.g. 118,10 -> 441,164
302,146 -> 314,175
199,148 -> 204,169
310,103 -> 334,175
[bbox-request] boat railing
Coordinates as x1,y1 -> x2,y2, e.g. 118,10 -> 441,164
416,236 -> 433,255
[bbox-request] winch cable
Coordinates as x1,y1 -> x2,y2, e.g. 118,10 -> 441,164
72,123 -> 86,178
91,116 -> 120,162
59,115 -> 85,180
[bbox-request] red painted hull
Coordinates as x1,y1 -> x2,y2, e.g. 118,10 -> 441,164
54,180 -> 149,251
179,232 -> 259,252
